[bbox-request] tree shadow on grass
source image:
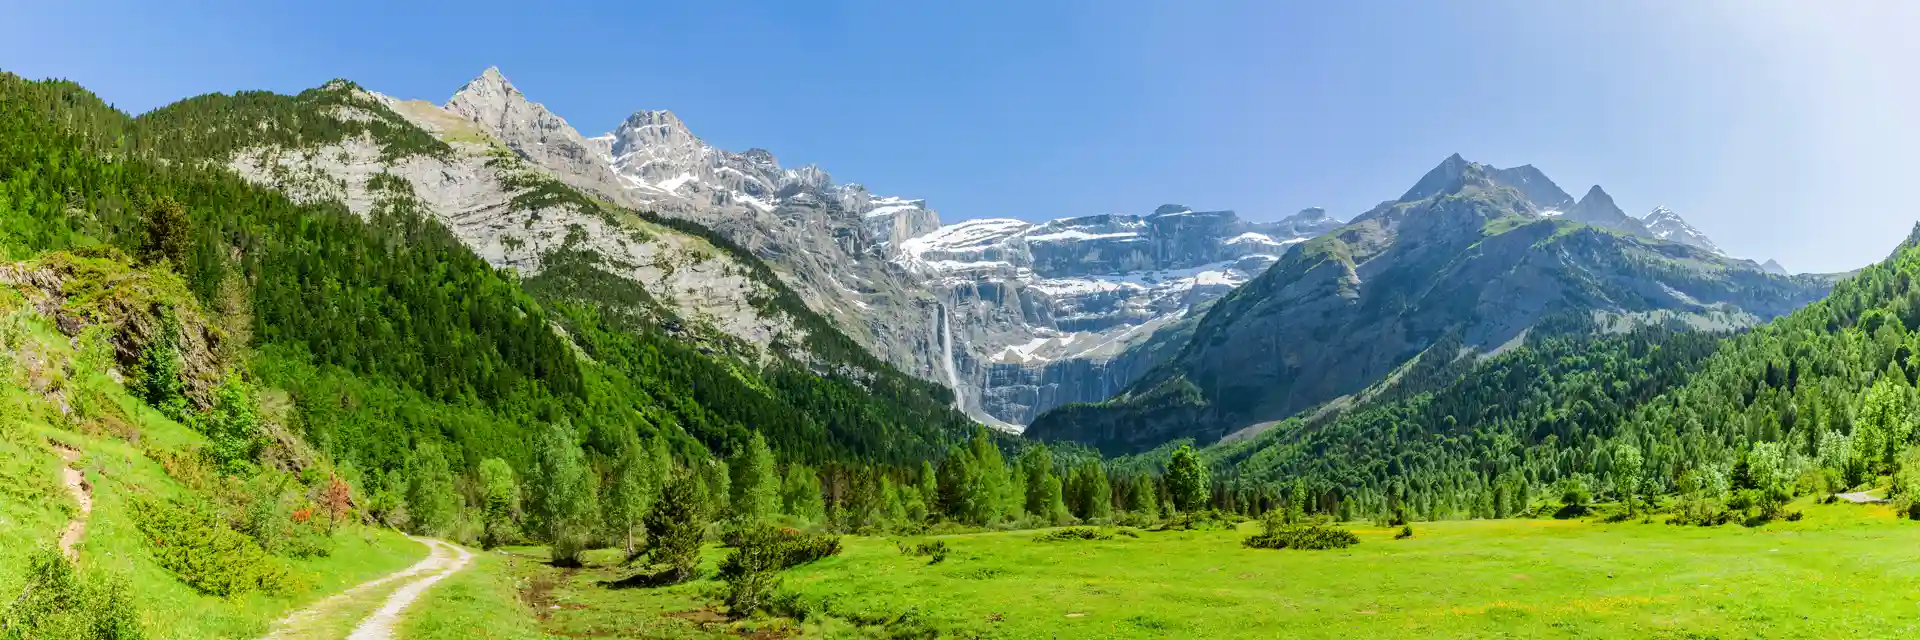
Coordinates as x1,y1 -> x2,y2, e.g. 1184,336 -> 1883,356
602,567 -> 697,589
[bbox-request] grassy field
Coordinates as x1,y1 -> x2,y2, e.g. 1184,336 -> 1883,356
461,500 -> 1920,639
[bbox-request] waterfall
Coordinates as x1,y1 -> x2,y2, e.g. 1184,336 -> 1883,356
936,302 -> 964,411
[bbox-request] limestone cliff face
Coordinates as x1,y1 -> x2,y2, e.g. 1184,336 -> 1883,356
894,206 -> 1339,425
224,85 -> 807,364
419,68 -> 1344,429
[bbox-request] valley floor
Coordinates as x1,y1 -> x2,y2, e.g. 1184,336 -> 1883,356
411,499 -> 1920,639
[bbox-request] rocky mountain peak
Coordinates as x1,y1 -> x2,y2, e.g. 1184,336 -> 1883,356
1282,207 -> 1330,223
1563,185 -> 1652,236
1761,259 -> 1789,275
1489,164 -> 1575,210
1578,185 -> 1615,208
1640,206 -> 1721,254
1399,153 -> 1476,202
1153,204 -> 1193,216
439,68 -> 632,200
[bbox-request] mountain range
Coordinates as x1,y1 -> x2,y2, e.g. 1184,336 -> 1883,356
205,67 -> 1824,447
225,68 -> 1356,430
1025,155 -> 1834,453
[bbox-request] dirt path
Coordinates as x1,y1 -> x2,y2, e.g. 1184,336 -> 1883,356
54,443 -> 91,561
345,538 -> 473,640
262,536 -> 472,640
1836,491 -> 1889,504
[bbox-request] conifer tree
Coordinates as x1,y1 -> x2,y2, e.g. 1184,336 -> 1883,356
917,461 -> 938,513
1129,474 -> 1160,520
961,427 -> 1015,524
728,432 -> 779,525
646,473 -> 707,583
700,459 -> 732,521
1067,460 -> 1113,520
779,463 -> 826,523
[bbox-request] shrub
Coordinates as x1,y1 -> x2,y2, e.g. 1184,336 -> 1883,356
718,525 -> 843,618
1244,518 -> 1359,551
897,539 -> 949,564
1395,525 -> 1413,540
131,496 -> 287,596
0,548 -> 145,640
1033,526 -> 1113,542
228,471 -> 333,559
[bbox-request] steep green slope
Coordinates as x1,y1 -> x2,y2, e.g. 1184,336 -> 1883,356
1029,156 -> 1830,454
0,252 -> 428,639
0,70 -> 972,475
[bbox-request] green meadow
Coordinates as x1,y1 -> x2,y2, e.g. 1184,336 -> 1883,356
421,498 -> 1920,639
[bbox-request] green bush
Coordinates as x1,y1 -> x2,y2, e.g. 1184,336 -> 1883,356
130,496 -> 287,596
0,547 -> 145,640
1033,526 -> 1113,542
1244,520 -> 1359,550
718,525 -> 843,618
896,539 -> 949,564
228,472 -> 333,559
1395,525 -> 1413,540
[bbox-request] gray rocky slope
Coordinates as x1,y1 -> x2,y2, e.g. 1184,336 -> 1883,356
1025,155 -> 1834,453
382,68 -> 1338,429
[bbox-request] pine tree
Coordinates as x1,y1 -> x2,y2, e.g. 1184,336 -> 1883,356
728,433 -> 779,525
779,464 -> 825,523
1129,474 -> 1160,520
1067,460 -> 1113,521
477,458 -> 519,550
645,473 -> 707,583
960,427 -> 1015,524
528,424 -> 599,567
937,444 -> 974,522
1167,444 -> 1210,514
139,195 -> 191,268
1041,473 -> 1070,525
700,459 -> 732,521
881,477 -> 909,528
917,461 -> 938,515
1287,477 -> 1309,524
1017,446 -> 1054,517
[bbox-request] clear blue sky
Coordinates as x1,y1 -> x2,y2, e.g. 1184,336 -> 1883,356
4,0 -> 1913,273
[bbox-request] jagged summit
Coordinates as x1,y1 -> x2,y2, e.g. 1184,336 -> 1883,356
1642,206 -> 1722,254
1563,185 -> 1652,236
1761,259 -> 1790,276
1490,164 -> 1575,210
1399,153 -> 1475,202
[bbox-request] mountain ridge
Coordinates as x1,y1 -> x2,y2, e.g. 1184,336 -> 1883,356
1025,154 -> 1834,454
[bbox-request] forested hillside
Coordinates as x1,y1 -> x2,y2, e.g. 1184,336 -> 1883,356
0,72 -> 974,474
1207,227 -> 1920,524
